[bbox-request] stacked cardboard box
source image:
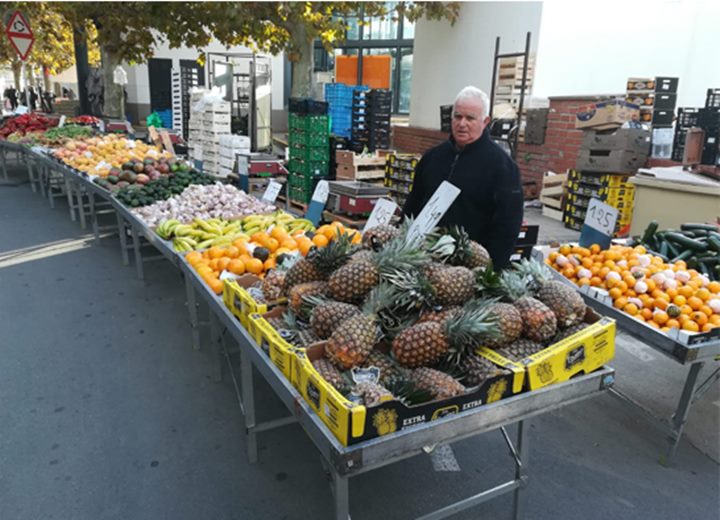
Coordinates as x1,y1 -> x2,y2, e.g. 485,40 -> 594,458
383,153 -> 419,208
187,93 -> 232,176
219,135 -> 250,177
626,77 -> 678,127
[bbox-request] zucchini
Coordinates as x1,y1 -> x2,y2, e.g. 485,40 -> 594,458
641,220 -> 659,244
665,232 -> 708,252
659,240 -> 669,257
680,223 -> 719,232
707,235 -> 720,253
665,240 -> 680,258
698,256 -> 719,266
647,249 -> 669,262
699,263 -> 710,277
670,250 -> 693,263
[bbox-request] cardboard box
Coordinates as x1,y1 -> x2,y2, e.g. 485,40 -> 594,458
654,77 -> 679,93
576,149 -> 647,174
222,275 -> 268,329
580,128 -> 651,155
293,342 -> 524,446
575,100 -> 640,130
248,308 -> 303,380
653,93 -> 677,110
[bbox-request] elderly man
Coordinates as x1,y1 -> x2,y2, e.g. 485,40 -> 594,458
403,86 -> 524,269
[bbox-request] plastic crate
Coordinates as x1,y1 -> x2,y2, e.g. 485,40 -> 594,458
288,158 -> 329,178
676,107 -> 700,128
289,98 -> 329,115
289,143 -> 330,162
698,107 -> 720,129
706,88 -> 720,109
289,130 -> 329,148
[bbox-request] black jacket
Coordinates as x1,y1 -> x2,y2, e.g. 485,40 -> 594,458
403,129 -> 524,269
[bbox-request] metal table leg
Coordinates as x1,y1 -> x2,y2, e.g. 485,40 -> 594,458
27,160 -> 38,192
1,147 -> 7,181
209,311 -> 223,382
332,471 -> 350,520
47,168 -> 57,209
512,421 -> 529,520
240,348 -> 258,463
130,225 -> 144,280
115,213 -> 130,266
185,274 -> 201,350
663,362 -> 704,466
38,164 -> 47,197
65,177 -> 76,221
88,192 -> 100,243
76,185 -> 87,229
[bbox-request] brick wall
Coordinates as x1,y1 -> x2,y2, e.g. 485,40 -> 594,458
392,125 -> 448,155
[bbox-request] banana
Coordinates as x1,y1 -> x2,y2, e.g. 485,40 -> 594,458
174,225 -> 193,237
196,238 -> 214,250
211,237 -> 232,246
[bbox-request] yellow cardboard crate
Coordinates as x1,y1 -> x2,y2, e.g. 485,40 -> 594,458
295,343 -> 524,447
248,307 -> 305,380
477,311 -> 615,391
221,274 -> 265,329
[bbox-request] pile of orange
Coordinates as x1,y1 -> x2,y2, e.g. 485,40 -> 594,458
186,221 -> 361,294
548,244 -> 720,334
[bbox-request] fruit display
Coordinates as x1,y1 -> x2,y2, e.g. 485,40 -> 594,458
8,125 -> 95,147
251,224 -> 598,409
0,113 -> 58,139
53,134 -> 172,176
98,159 -> 202,197
184,220 -> 359,293
156,211 -> 315,252
630,221 -> 720,281
67,115 -> 101,126
547,243 -> 720,334
129,181 -> 273,225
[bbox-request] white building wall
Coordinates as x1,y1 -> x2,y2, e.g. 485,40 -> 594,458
409,1 -> 543,129
532,0 -> 720,108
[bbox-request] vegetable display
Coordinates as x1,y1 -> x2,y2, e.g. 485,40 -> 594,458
116,169 -> 215,209
0,113 -> 58,139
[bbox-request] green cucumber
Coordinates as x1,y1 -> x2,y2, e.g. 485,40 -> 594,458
647,249 -> 669,262
680,223 -> 718,232
670,250 -> 693,263
659,240 -> 669,257
665,240 -> 680,258
665,232 -> 708,252
707,235 -> 720,253
641,220 -> 659,244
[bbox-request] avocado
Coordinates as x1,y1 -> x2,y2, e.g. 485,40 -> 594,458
253,247 -> 270,262
107,175 -> 119,184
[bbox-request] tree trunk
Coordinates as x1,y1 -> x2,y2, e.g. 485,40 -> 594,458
289,22 -> 314,98
11,60 -> 21,90
42,66 -> 51,92
101,45 -> 124,119
73,25 -> 91,115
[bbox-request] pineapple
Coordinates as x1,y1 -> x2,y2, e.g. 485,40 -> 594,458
483,302 -> 522,348
362,224 -> 400,250
325,284 -> 394,369
427,226 -> 490,269
392,300 -> 498,368
347,249 -> 375,264
515,259 -> 586,328
352,382 -> 394,407
417,306 -> 461,325
362,349 -> 403,386
327,233 -> 428,303
500,271 -> 557,343
283,233 -> 352,291
426,264 -> 476,306
410,368 -> 466,400
308,298 -> 361,339
497,338 -> 545,361
313,358 -> 349,393
289,281 -> 328,317
281,311 -> 321,348
462,354 -> 510,386
262,269 -> 287,301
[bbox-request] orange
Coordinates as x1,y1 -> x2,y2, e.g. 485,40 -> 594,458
209,258 -> 221,272
682,320 -> 699,332
680,304 -> 693,316
634,314 -> 646,322
217,258 -> 231,272
590,244 -> 601,254
614,297 -> 628,310
275,247 -> 292,256
604,260 -> 616,269
227,259 -> 246,275
653,311 -> 669,325
281,239 -> 299,251
695,288 -> 712,301
599,267 -> 611,279
678,285 -> 693,298
691,312 -> 708,327
186,251 -> 203,266
653,298 -> 669,311
244,257 -> 264,275
313,234 -> 329,247
266,237 -> 280,252
201,271 -> 218,286
708,281 -> 720,294
709,315 -> 720,326
563,267 -> 576,280
559,244 -> 572,256
582,257 -> 594,269
322,227 -> 338,240
646,320 -> 660,329
687,296 -> 703,311
232,239 -> 248,252
251,232 -> 268,244
225,246 -> 241,259
239,254 -> 252,263
626,290 -> 637,298
549,252 -> 559,262
678,314 -> 690,325
673,295 -> 687,307
702,323 -> 716,333
590,276 -> 602,287
263,258 -> 277,270
271,225 -> 289,241
609,288 -> 623,299
617,281 -> 629,293
209,278 -> 223,295
666,288 -> 679,299
578,278 -> 591,287
196,265 -> 213,277
208,246 -> 225,259
624,303 -> 639,316
645,279 -> 656,292
666,319 -> 681,329
641,308 -> 653,321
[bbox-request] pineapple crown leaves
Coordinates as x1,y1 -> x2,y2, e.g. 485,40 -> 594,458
382,269 -> 436,313
374,231 -> 430,277
309,230 -> 354,273
513,258 -> 553,290
383,374 -> 434,406
426,233 -> 457,262
474,264 -> 503,296
443,299 -> 501,364
499,270 -> 534,302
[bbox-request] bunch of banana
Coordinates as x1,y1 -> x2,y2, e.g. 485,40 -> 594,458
155,219 -> 182,240
240,210 -> 315,235
173,236 -> 198,252
158,217 -> 249,251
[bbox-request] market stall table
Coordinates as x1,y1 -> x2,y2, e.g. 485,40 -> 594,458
178,254 -> 616,520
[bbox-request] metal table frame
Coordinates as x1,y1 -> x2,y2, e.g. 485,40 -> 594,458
178,256 -> 615,520
538,251 -> 720,465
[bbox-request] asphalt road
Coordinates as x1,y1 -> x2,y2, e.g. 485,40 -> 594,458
1,165 -> 718,520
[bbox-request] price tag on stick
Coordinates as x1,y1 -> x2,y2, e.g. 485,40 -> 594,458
58,115 -> 66,128
237,154 -> 250,192
262,180 -> 283,203
407,181 -> 461,244
363,198 -> 398,232
579,198 -> 619,250
305,180 -> 330,226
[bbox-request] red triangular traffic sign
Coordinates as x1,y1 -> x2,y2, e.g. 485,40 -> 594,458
5,11 -> 34,61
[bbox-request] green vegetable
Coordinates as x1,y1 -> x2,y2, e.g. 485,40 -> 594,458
669,250 -> 693,263
641,220 -> 658,244
665,232 -> 708,252
680,223 -> 718,232
707,235 -> 720,253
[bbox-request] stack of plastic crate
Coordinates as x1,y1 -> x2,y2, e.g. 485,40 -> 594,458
384,153 -> 419,208
287,99 -> 330,204
325,83 -> 368,138
351,89 -> 392,152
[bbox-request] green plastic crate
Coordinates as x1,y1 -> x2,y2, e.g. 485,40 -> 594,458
289,144 -> 330,162
288,158 -> 329,177
289,113 -> 330,134
289,131 -> 329,148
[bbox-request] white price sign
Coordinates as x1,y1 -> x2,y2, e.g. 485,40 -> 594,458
262,180 -> 283,203
98,120 -> 105,133
58,115 -> 66,128
407,181 -> 461,244
311,180 -> 329,204
363,198 -> 398,232
237,155 -> 249,176
584,198 -> 618,236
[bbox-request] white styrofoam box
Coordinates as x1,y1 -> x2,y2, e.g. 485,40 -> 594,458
203,112 -> 232,124
202,131 -> 229,142
219,135 -> 251,148
207,102 -> 231,113
202,121 -> 231,133
219,156 -> 235,168
219,147 -> 251,159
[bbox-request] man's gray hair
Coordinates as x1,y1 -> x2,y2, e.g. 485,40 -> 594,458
453,86 -> 490,120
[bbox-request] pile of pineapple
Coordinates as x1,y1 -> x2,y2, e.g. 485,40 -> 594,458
259,223 -> 590,408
